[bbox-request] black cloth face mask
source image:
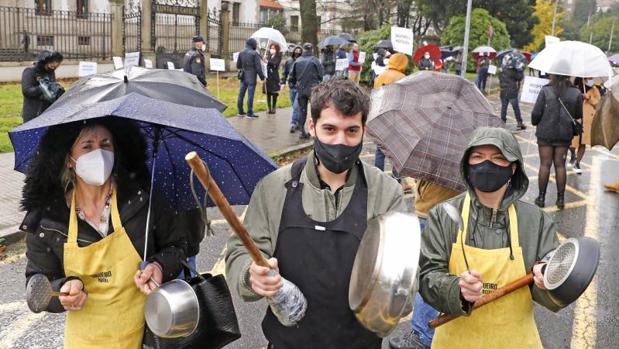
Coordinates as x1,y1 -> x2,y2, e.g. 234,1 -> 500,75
313,137 -> 363,174
467,160 -> 513,193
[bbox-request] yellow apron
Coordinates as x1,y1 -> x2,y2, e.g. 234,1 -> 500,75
432,193 -> 542,349
63,190 -> 146,349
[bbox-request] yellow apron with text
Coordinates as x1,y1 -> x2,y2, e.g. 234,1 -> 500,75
63,190 -> 146,348
432,194 -> 542,349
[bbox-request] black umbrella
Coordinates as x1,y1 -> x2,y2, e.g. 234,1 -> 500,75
318,35 -> 349,48
440,47 -> 455,60
374,40 -> 393,51
48,66 -> 226,113
339,33 -> 356,43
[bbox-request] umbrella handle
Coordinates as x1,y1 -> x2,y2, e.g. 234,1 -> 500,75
428,272 -> 534,328
185,151 -> 270,268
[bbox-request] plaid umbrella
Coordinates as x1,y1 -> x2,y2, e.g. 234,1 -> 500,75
368,71 -> 503,191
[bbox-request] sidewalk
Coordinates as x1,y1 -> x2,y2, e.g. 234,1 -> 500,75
0,106 -> 308,240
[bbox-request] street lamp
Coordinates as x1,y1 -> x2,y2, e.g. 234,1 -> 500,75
460,0 -> 472,77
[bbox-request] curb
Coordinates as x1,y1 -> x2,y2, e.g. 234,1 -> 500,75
268,141 -> 313,159
0,224 -> 25,245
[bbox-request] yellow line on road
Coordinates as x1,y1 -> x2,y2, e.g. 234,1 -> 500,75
570,156 -> 601,349
543,200 -> 588,213
521,162 -> 589,199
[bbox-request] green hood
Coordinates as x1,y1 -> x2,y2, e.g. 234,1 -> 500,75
459,127 -> 529,208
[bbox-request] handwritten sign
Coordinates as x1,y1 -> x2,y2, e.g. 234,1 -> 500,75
520,76 -> 550,104
545,35 -> 560,47
113,56 -> 123,70
78,61 -> 97,77
335,58 -> 348,72
233,52 -> 240,63
124,52 -> 140,68
488,64 -> 497,75
210,58 -> 226,72
144,59 -> 153,68
391,26 -> 414,56
359,51 -> 367,63
167,61 -> 176,70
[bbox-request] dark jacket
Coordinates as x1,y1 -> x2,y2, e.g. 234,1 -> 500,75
282,52 -> 299,89
183,47 -> 206,86
499,68 -> 524,99
419,57 -> 434,71
22,180 -> 188,313
420,127 -> 563,317
289,51 -> 323,97
532,85 -> 583,144
21,51 -> 64,122
336,48 -> 347,60
321,49 -> 336,76
237,39 -> 265,85
266,52 -> 282,93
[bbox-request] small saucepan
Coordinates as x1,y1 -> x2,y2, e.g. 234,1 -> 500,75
144,277 -> 200,338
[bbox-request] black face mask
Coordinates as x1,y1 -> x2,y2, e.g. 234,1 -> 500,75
314,137 -> 363,174
467,160 -> 513,193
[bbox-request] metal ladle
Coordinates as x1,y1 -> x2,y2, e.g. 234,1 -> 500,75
26,273 -> 69,313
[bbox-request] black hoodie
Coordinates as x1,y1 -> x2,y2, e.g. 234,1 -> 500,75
21,50 -> 64,122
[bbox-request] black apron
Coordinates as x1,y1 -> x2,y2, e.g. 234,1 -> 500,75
262,158 -> 381,349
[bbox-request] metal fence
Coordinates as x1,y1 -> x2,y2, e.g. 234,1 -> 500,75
123,7 -> 141,54
229,21 -> 261,57
0,6 -> 112,61
154,13 -> 199,53
207,11 -> 222,57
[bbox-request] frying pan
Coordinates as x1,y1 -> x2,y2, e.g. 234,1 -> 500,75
429,237 -> 600,328
26,273 -> 69,313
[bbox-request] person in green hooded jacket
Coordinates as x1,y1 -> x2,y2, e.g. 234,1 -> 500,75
419,127 -> 565,349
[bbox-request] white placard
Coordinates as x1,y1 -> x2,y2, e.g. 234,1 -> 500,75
359,51 -> 367,63
520,76 -> 550,104
233,52 -> 240,63
78,61 -> 97,77
261,62 -> 268,78
488,65 -> 497,75
167,61 -> 176,70
125,52 -> 140,68
144,59 -> 153,69
336,58 -> 348,72
210,58 -> 226,72
113,56 -> 123,70
545,35 -> 560,47
390,26 -> 414,56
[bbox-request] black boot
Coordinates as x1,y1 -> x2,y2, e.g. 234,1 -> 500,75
266,95 -> 272,114
556,191 -> 565,210
535,191 -> 546,208
272,95 -> 278,114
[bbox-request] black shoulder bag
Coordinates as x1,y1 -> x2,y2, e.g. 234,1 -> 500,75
557,96 -> 583,136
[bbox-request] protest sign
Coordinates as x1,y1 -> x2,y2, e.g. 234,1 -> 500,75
78,61 -> 97,77
391,26 -> 414,55
520,76 -> 550,104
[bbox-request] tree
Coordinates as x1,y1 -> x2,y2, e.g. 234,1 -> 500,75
416,0 -> 536,47
572,0 -> 597,29
266,14 -> 289,36
441,8 -> 511,70
580,13 -> 619,53
299,0 -> 318,48
525,0 -> 565,51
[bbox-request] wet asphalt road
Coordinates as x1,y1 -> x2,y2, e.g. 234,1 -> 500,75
1,91 -> 619,348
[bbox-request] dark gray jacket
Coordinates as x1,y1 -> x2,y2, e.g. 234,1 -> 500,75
499,68 -> 524,99
21,51 -> 64,122
237,39 -> 265,85
282,56 -> 297,88
532,85 -> 583,144
183,48 -> 206,86
289,51 -> 323,97
321,50 -> 336,75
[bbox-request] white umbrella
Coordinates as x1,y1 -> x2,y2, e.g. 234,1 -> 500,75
250,27 -> 287,50
472,46 -> 496,54
528,40 -> 612,78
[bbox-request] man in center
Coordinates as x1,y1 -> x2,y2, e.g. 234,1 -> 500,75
225,78 -> 406,348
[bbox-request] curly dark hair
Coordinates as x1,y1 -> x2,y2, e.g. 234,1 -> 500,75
310,77 -> 370,126
21,117 -> 149,211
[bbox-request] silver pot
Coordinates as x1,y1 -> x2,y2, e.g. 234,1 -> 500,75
349,212 -> 421,337
144,279 -> 200,338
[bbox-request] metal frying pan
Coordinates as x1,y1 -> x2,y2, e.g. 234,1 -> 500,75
26,274 -> 68,313
429,236 -> 600,328
349,212 -> 421,337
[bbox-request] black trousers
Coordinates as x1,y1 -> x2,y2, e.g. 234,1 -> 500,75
298,94 -> 310,134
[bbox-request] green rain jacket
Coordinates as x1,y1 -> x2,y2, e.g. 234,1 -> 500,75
419,127 -> 564,315
225,151 -> 406,301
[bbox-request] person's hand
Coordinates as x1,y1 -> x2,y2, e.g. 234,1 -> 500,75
249,258 -> 282,297
459,270 -> 483,303
134,262 -> 163,295
533,263 -> 546,290
59,279 -> 87,311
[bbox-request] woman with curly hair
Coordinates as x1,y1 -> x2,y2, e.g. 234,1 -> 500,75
22,118 -> 188,348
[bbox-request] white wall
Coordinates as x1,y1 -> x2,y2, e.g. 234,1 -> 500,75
0,61 -> 115,82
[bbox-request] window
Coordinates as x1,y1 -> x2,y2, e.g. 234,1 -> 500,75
290,15 -> 299,32
35,0 -> 52,15
37,35 -> 54,46
232,2 -> 240,25
78,36 -> 90,45
76,0 -> 88,18
260,9 -> 268,24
